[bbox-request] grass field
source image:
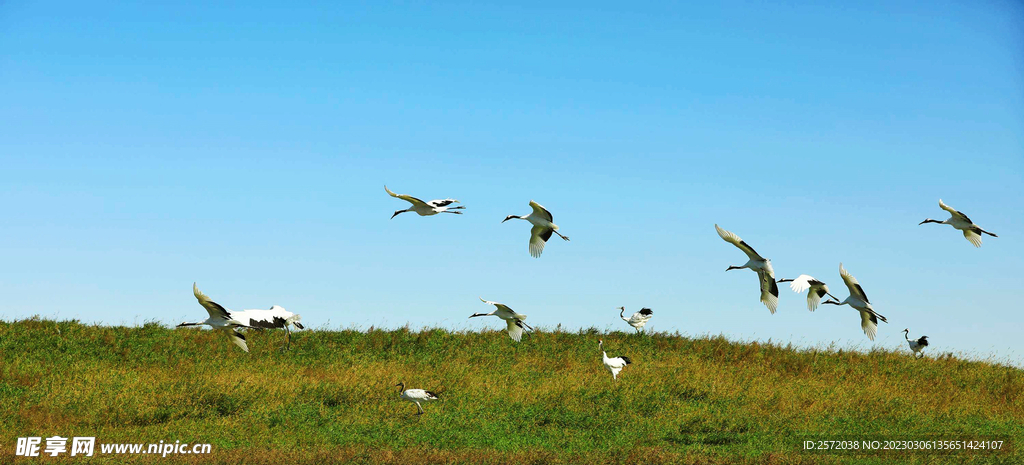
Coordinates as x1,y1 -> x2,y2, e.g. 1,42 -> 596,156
1,318 -> 1021,464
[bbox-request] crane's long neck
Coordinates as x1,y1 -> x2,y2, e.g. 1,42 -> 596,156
904,330 -> 911,342
469,312 -> 494,318
396,382 -> 405,393
619,308 -> 627,321
919,218 -> 944,225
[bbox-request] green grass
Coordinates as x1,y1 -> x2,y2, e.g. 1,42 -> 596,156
1,318 -> 1021,464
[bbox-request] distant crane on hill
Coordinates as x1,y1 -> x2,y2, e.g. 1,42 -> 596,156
903,329 -> 929,358
619,307 -> 653,333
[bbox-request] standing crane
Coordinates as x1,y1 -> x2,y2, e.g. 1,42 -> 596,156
395,382 -> 440,415
598,339 -> 632,380
903,329 -> 929,358
619,307 -> 653,333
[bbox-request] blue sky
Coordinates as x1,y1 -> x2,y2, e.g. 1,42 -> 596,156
2,1 -> 1022,363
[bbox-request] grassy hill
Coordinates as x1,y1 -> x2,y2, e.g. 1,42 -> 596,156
1,318 -> 1021,464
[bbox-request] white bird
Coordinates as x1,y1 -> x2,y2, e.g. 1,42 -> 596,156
598,339 -> 632,380
178,283 -> 255,353
470,298 -> 534,342
776,275 -> 839,311
822,263 -> 888,341
502,201 -> 569,258
903,329 -> 929,358
227,305 -> 305,350
385,185 -> 464,219
715,224 -> 779,314
395,382 -> 440,415
919,199 -> 997,247
619,307 -> 653,333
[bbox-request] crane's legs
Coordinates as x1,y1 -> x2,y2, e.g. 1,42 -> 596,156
553,231 -> 570,241
415,402 -> 424,415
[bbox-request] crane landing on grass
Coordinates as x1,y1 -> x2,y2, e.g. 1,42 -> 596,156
598,339 -> 632,380
715,224 -> 779,314
385,185 -> 464,219
919,199 -> 997,247
181,283 -> 304,352
228,305 -> 304,350
395,382 -> 440,415
619,307 -> 653,333
503,201 -> 569,258
470,298 -> 534,342
178,283 -> 254,353
903,329 -> 929,358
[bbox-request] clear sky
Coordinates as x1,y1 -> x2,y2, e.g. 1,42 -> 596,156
2,1 -> 1022,364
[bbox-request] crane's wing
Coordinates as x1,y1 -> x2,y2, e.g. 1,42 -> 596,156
193,283 -> 231,320
480,298 -> 515,315
962,229 -> 983,248
715,224 -> 763,261
807,287 -> 827,312
639,308 -> 653,316
427,199 -> 459,208
859,310 -> 878,341
938,199 -> 972,223
839,263 -> 869,304
222,328 -> 249,352
529,200 -> 554,222
758,270 -> 779,314
787,275 -> 817,293
505,319 -> 525,342
384,185 -> 429,208
529,225 -> 552,258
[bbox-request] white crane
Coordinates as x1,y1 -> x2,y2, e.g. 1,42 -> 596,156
776,275 -> 840,311
470,298 -> 534,342
228,305 -> 305,350
395,382 -> 440,415
715,224 -> 779,314
178,283 -> 255,353
903,329 -> 929,358
385,185 -> 464,219
619,307 -> 653,333
919,199 -> 997,247
822,263 -> 888,341
502,201 -> 569,258
598,339 -> 632,380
